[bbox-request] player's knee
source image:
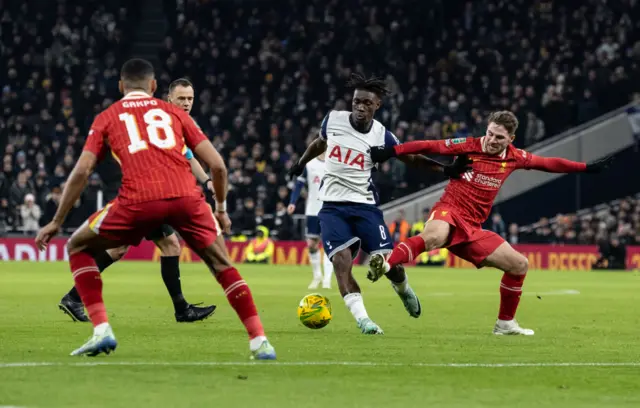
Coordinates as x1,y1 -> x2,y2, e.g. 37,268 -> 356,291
420,221 -> 449,250
420,231 -> 444,251
509,254 -> 529,276
156,234 -> 181,257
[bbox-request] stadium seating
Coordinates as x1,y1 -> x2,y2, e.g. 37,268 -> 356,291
505,193 -> 640,246
0,0 -> 138,233
2,0 -> 640,236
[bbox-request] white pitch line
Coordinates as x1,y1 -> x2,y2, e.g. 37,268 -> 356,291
423,289 -> 580,297
0,361 -> 638,368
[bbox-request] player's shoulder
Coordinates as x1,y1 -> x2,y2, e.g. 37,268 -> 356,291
507,145 -> 529,161
326,110 -> 349,122
154,98 -> 183,114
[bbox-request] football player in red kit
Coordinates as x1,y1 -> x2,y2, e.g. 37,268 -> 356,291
35,58 -> 276,359
368,110 -> 613,335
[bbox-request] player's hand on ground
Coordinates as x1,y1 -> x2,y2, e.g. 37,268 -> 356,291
443,155 -> 473,179
214,211 -> 232,235
368,146 -> 396,163
287,161 -> 304,181
35,221 -> 61,251
585,155 -> 614,173
287,204 -> 296,215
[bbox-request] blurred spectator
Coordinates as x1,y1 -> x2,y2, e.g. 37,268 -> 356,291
490,213 -> 507,239
389,210 -> 410,243
20,193 -> 41,233
9,172 -> 34,212
42,186 -> 62,225
593,234 -> 627,270
507,223 -> 519,245
272,202 -> 296,240
410,208 -> 432,237
0,198 -> 15,234
244,226 -> 275,264
3,0 -> 640,238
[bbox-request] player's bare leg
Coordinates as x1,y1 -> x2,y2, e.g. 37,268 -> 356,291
191,235 -> 276,359
481,242 -> 533,336
333,248 -> 383,334
307,237 -> 323,289
154,233 -> 216,322
59,245 -> 129,323
368,220 -> 450,281
65,222 -> 125,356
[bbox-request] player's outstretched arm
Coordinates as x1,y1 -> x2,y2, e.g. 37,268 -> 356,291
397,155 -> 473,178
35,151 -> 97,249
289,137 -> 326,180
524,154 -> 613,173
370,137 -> 482,163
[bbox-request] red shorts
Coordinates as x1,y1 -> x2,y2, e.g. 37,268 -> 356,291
87,195 -> 219,249
429,204 -> 505,268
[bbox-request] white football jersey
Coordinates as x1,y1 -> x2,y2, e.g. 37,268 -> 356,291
297,158 -> 325,216
318,110 -> 398,205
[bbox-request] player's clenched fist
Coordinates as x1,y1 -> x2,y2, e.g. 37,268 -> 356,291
35,221 -> 61,251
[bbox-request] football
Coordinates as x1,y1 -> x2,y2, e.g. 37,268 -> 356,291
297,293 -> 332,329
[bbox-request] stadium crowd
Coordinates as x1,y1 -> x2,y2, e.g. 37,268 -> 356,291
2,0 -> 640,238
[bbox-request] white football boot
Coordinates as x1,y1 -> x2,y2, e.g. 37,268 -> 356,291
493,319 -> 535,336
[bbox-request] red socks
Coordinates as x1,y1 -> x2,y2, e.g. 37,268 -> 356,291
498,273 -> 526,320
216,267 -> 265,339
387,236 -> 426,267
70,251 -> 108,327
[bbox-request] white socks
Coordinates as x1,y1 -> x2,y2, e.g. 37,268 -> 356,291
391,276 -> 410,295
309,251 -> 322,280
322,253 -> 333,286
94,322 -> 111,336
343,293 -> 369,321
249,335 -> 267,351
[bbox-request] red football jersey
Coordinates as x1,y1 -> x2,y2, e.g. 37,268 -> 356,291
83,91 -> 208,204
395,136 -> 586,226
437,138 -> 531,225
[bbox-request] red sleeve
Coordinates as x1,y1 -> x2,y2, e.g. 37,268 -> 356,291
521,152 -> 587,173
394,137 -> 483,156
176,108 -> 208,150
83,113 -> 108,161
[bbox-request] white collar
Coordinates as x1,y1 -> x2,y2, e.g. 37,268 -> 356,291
122,91 -> 151,100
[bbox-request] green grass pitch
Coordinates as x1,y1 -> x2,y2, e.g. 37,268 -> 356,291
1,262 -> 640,407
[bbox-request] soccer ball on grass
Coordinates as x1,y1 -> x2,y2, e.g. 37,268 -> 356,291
297,293 -> 332,329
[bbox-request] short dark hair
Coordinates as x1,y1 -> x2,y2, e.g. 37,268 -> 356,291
346,73 -> 391,98
487,111 -> 519,135
168,77 -> 193,93
120,58 -> 155,84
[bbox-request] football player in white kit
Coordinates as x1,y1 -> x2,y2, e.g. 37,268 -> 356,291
288,74 -> 470,334
287,152 -> 334,289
